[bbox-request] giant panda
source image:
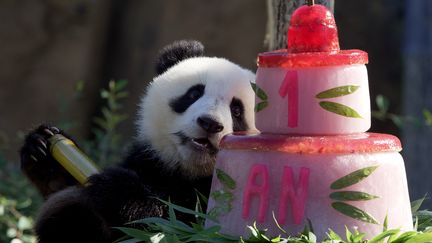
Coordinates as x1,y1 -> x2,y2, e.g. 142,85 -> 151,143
19,40 -> 257,243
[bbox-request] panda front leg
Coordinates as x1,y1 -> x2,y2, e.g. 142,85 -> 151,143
83,167 -> 169,224
35,167 -> 168,243
20,124 -> 78,198
35,187 -> 112,243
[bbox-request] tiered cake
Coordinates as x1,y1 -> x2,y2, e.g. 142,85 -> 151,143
206,3 -> 412,239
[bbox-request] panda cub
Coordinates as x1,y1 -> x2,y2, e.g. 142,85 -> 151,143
20,40 -> 256,243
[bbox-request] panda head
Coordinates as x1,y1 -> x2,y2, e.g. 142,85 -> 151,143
137,40 -> 257,178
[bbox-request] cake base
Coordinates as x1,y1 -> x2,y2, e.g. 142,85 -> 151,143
206,133 -> 412,239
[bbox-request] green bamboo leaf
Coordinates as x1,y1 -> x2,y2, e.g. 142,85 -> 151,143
113,227 -> 152,240
368,229 -> 400,243
331,166 -> 379,190
251,82 -> 268,100
351,232 -> 366,242
117,239 -> 142,243
216,169 -> 236,190
411,196 -> 427,213
423,109 -> 432,126
391,231 -> 418,242
316,85 -> 360,99
345,226 -> 353,241
383,214 -> 389,232
156,198 -> 219,223
272,212 -> 288,234
405,232 -> 432,243
255,101 -> 268,112
332,202 -> 379,224
319,101 -> 363,118
329,191 -> 379,201
326,229 -> 342,241
376,94 -> 390,113
115,79 -> 128,91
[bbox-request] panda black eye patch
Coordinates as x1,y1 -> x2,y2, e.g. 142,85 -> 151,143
170,84 -> 205,113
230,97 -> 248,132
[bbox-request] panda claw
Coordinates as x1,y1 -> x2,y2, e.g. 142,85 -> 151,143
30,155 -> 38,162
37,147 -> 47,157
51,127 -> 60,134
44,128 -> 54,136
38,138 -> 47,149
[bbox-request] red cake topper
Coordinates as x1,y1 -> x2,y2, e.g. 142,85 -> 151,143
258,3 -> 368,68
287,2 -> 339,53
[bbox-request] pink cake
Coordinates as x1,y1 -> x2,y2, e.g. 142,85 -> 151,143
206,3 -> 412,239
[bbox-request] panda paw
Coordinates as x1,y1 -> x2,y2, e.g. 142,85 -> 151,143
20,124 -> 77,197
21,124 -> 61,163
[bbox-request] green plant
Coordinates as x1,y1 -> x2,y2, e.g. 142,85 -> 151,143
412,197 -> 432,232
116,198 -> 432,243
82,79 -> 129,166
0,154 -> 41,243
372,94 -> 432,128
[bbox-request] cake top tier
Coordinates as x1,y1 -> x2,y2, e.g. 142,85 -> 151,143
258,4 -> 368,68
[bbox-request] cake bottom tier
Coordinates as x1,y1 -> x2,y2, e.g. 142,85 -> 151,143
206,150 -> 412,239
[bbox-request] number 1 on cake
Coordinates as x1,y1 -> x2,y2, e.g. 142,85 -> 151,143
279,71 -> 299,128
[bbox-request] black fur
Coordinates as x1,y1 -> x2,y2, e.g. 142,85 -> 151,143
35,187 -> 112,243
156,40 -> 204,75
29,139 -> 212,243
169,84 -> 205,113
230,98 -> 248,132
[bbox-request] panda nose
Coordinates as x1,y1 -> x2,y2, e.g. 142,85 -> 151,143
197,116 -> 224,133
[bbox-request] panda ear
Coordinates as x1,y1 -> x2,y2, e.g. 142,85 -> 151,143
155,40 -> 205,75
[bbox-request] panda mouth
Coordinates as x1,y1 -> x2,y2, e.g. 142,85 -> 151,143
190,138 -> 218,155
174,132 -> 219,155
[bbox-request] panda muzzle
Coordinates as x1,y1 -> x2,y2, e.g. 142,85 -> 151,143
191,138 -> 218,154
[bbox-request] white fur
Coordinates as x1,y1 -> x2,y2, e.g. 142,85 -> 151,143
136,57 -> 257,177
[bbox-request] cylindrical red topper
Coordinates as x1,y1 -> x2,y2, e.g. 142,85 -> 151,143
287,4 -> 340,53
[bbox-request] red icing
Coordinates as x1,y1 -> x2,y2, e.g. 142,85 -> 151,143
258,49 -> 368,68
287,5 -> 339,53
277,167 -> 310,225
279,71 -> 299,128
242,164 -> 269,222
221,133 -> 402,154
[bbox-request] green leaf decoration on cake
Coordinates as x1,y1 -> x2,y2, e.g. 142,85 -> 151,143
332,202 -> 379,224
209,190 -> 234,217
319,101 -> 362,118
210,169 -> 237,218
251,82 -> 268,100
211,190 -> 234,202
315,84 -> 362,118
329,191 -> 379,201
208,205 -> 231,218
316,85 -> 360,99
216,169 -> 236,190
331,166 -> 379,190
329,166 -> 380,225
251,82 -> 268,112
255,101 -> 268,112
